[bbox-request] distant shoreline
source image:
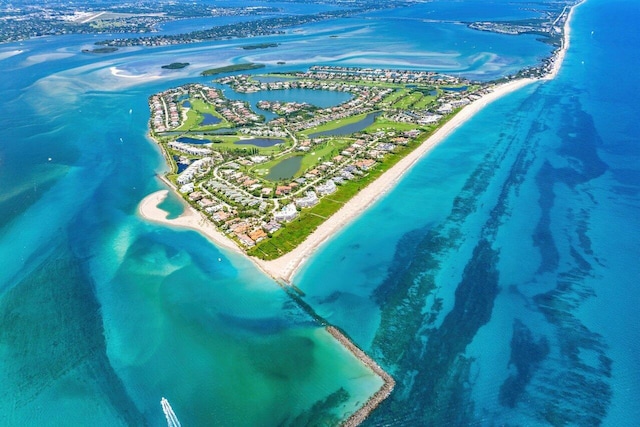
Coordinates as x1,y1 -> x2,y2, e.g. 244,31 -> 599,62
544,0 -> 584,81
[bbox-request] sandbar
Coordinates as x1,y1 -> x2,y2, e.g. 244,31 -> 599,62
138,188 -> 242,255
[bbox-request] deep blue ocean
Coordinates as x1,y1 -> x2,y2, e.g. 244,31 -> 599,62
0,0 -> 638,425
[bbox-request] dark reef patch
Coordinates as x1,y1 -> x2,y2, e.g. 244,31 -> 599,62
288,387 -> 350,426
499,320 -> 550,408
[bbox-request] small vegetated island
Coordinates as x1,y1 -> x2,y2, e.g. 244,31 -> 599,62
161,62 -> 190,70
241,43 -> 279,50
200,62 -> 266,76
150,65 -> 494,260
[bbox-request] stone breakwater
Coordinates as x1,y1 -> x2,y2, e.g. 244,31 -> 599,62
326,326 -> 396,426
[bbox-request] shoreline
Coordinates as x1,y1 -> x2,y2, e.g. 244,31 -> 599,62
254,77 -> 537,282
138,186 -> 244,256
544,0 -> 583,80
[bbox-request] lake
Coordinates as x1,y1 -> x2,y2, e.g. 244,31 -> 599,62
308,111 -> 382,138
265,156 -> 303,181
177,136 -> 209,144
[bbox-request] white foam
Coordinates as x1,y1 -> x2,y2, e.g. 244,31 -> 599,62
161,398 -> 181,427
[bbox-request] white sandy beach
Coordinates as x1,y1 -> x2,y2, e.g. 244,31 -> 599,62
138,189 -> 243,255
138,2 -> 579,283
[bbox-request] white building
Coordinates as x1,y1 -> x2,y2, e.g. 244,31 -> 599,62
316,180 -> 336,196
274,203 -> 298,222
168,141 -> 212,156
295,191 -> 319,208
179,183 -> 195,193
176,157 -> 212,185
249,155 -> 269,164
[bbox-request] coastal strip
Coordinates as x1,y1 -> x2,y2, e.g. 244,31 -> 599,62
544,0 -> 584,80
253,77 -> 537,283
140,77 -> 537,284
326,326 -> 395,426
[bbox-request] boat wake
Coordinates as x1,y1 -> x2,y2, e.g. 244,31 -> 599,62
161,397 -> 181,427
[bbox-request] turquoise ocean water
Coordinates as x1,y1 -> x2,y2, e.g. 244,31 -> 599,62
297,0 -> 640,425
0,0 -> 637,425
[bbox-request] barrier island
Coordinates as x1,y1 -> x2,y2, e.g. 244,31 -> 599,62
141,2 -> 579,423
146,65 -> 549,266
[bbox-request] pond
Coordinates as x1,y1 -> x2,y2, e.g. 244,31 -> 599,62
235,138 -> 284,147
265,156 -> 303,181
308,111 -> 382,138
200,113 -> 221,125
177,136 -> 209,145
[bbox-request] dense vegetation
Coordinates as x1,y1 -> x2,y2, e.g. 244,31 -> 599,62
200,63 -> 265,76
